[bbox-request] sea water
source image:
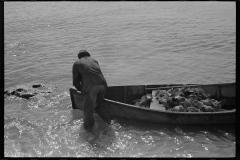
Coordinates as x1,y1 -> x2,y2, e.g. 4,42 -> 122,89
4,2 -> 235,157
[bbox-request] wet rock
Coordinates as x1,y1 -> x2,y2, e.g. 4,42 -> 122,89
169,105 -> 186,112
134,93 -> 152,108
168,88 -> 181,97
201,99 -> 213,106
182,98 -> 192,109
158,98 -> 170,110
173,101 -> 183,107
197,88 -> 210,99
191,100 -> 204,109
133,99 -> 141,104
16,88 -> 25,92
15,92 -> 37,99
174,95 -> 185,102
32,84 -> 44,88
182,85 -> 194,97
166,98 -> 175,109
158,96 -> 174,110
4,90 -> 11,96
188,94 -> 199,100
155,90 -> 167,98
186,106 -> 200,112
200,105 -> 215,112
195,101 -> 204,109
134,86 -> 226,113
172,96 -> 184,107
4,83 -> 55,100
211,99 -> 227,112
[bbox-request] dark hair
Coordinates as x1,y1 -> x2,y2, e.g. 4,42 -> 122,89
78,50 -> 91,59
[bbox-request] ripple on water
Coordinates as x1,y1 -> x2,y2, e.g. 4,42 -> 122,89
4,85 -> 235,157
5,42 -> 28,57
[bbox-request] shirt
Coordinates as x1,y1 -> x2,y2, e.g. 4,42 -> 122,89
72,56 -> 107,95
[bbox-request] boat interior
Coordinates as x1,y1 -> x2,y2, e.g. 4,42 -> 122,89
104,84 -> 236,111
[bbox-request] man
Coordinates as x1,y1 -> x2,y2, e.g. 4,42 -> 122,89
72,50 -> 110,130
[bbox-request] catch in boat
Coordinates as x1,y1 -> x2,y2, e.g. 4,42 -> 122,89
69,83 -> 235,124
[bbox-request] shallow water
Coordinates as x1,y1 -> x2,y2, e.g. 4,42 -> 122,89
4,2 -> 235,157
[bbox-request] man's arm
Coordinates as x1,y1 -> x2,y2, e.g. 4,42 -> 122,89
96,61 -> 108,87
72,63 -> 82,91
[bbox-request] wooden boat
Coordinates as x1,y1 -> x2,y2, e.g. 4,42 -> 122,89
69,83 -> 235,124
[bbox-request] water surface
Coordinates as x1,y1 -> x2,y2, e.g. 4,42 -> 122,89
4,2 -> 235,157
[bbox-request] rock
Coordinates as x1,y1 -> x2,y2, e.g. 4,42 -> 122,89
197,87 -> 210,99
196,101 -> 204,109
16,88 -> 25,92
182,98 -> 192,109
201,99 -> 212,106
169,105 -> 186,112
182,85 -> 194,97
187,95 -> 199,102
200,105 -> 215,112
197,96 -> 203,101
155,90 -> 166,98
134,86 -> 224,113
173,101 -> 182,107
4,83 -> 55,100
134,94 -> 152,108
157,94 -> 175,110
4,88 -> 37,99
169,88 -> 181,96
16,92 -> 37,99
182,85 -> 190,93
186,106 -> 199,112
211,99 -> 226,112
191,99 -> 204,109
4,90 -> 11,96
133,99 -> 141,104
139,101 -> 151,108
167,98 -> 175,109
173,95 -> 185,102
171,95 -> 185,107
191,99 -> 198,107
32,84 -> 44,88
158,98 -> 171,110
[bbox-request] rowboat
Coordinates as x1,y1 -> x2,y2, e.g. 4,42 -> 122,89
69,83 -> 235,124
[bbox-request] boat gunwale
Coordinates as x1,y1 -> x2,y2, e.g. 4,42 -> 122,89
99,82 -> 235,88
104,98 -> 235,116
145,82 -> 235,90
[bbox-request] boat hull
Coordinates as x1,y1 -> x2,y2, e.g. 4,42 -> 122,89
102,99 -> 235,124
69,83 -> 235,124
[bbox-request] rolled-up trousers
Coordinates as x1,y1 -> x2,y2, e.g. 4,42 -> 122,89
83,84 -> 106,130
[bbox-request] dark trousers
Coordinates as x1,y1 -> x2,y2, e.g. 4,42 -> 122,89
83,84 -> 106,130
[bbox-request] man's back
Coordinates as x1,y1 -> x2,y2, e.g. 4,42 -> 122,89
73,56 -> 107,94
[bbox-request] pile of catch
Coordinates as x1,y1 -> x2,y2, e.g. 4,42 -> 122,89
134,85 -> 227,112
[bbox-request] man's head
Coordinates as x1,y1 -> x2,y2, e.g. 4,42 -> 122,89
78,50 -> 91,59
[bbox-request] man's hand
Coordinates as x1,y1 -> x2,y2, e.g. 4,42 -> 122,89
73,83 -> 81,92
75,85 -> 81,92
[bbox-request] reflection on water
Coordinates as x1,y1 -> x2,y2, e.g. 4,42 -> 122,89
4,108 -> 117,157
4,84 -> 235,157
4,101 -> 235,157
